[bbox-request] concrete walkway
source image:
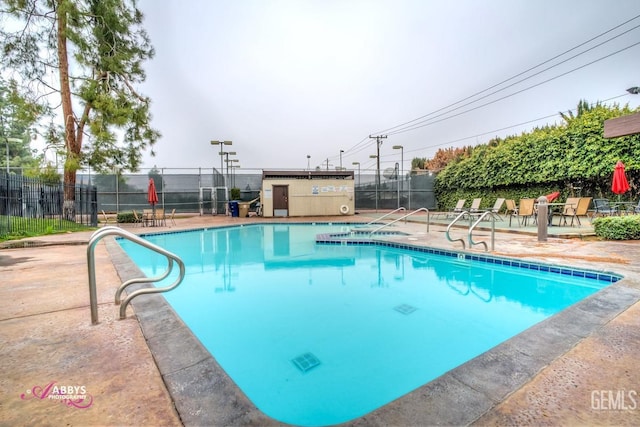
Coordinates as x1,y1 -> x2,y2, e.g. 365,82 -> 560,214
1,212 -> 639,426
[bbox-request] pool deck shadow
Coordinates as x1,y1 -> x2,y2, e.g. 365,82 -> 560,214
1,212 -> 639,426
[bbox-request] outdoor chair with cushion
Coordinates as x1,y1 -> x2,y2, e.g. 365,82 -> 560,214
557,197 -> 580,226
509,198 -> 536,227
591,199 -> 618,217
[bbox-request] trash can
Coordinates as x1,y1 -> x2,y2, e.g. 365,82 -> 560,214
239,203 -> 250,218
229,201 -> 239,217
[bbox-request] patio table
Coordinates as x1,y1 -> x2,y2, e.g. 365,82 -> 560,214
611,201 -> 636,215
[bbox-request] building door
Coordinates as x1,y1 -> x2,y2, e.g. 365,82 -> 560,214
273,185 -> 289,217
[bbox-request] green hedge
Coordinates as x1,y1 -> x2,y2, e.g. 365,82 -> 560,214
434,104 -> 640,204
117,211 -> 137,223
592,215 -> 640,240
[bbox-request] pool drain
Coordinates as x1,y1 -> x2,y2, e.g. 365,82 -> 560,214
291,352 -> 321,373
394,304 -> 418,315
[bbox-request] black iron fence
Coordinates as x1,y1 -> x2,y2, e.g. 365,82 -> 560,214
0,172 -> 98,237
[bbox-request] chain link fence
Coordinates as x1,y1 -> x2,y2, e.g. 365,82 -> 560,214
81,167 -> 437,215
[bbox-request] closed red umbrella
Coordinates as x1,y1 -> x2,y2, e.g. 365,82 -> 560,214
612,161 -> 630,196
148,178 -> 159,212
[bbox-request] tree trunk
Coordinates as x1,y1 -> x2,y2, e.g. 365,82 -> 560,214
56,3 -> 78,221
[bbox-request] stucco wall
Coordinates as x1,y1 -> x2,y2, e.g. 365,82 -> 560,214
261,178 -> 354,217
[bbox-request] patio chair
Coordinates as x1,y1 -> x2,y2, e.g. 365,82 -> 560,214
505,199 -> 518,216
557,197 -> 580,226
155,208 -> 166,226
592,199 -> 618,217
445,199 -> 466,218
469,198 -> 482,213
489,198 -> 505,220
509,198 -> 536,227
132,210 -> 143,227
168,208 -> 176,226
101,210 -> 116,226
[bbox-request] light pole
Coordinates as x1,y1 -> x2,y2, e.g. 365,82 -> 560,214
307,155 -> 311,170
339,150 -> 344,170
226,158 -> 239,187
210,140 -> 232,187
4,137 -> 22,173
627,87 -> 640,94
221,151 -> 236,186
231,164 -> 240,188
370,154 -> 379,212
393,145 -> 404,208
352,162 -> 360,186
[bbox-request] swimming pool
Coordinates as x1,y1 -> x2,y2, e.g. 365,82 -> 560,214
117,223 -> 620,426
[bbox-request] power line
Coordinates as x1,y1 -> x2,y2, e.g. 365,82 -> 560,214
398,93 -> 630,158
372,13 -> 640,136
386,40 -> 640,136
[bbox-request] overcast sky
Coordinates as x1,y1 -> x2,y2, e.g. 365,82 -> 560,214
136,0 -> 640,174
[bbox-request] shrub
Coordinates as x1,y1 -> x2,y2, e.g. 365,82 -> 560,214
230,187 -> 241,200
117,211 -> 136,224
592,215 -> 640,240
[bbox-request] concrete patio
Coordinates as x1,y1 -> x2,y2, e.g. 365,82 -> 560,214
1,212 -> 639,426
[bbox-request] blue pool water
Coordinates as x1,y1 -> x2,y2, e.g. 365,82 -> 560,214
118,223 -> 618,426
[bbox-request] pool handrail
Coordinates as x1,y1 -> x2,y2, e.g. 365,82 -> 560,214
86,226 -> 186,325
468,211 -> 496,252
446,211 -> 469,249
446,210 -> 497,252
364,207 -> 406,226
369,208 -> 430,235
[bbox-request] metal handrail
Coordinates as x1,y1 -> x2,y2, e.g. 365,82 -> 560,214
86,226 -> 185,325
468,211 -> 496,252
445,211 -> 469,249
370,208 -> 430,234
364,207 -> 406,225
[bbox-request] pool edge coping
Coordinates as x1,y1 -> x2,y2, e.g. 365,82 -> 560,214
105,226 -> 640,427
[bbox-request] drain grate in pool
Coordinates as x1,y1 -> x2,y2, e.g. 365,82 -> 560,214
291,352 -> 321,373
394,304 -> 418,315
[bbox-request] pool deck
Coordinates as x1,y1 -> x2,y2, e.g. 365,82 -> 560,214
1,211 -> 639,426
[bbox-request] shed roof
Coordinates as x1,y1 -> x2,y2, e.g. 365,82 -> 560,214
262,170 -> 354,180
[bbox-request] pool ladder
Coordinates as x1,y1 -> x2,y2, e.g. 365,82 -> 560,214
369,208 -> 430,235
445,210 -> 496,252
87,226 -> 185,325
363,207 -> 406,226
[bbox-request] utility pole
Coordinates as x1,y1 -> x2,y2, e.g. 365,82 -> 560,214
369,134 -> 387,196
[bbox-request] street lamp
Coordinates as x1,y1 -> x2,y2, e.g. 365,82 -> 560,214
307,155 -> 311,170
352,161 -> 360,186
231,163 -> 241,188
627,87 -> 640,95
339,150 -> 344,170
370,154 -> 379,211
210,140 -> 232,187
393,145 -> 404,208
225,158 -> 239,187
220,150 -> 237,185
